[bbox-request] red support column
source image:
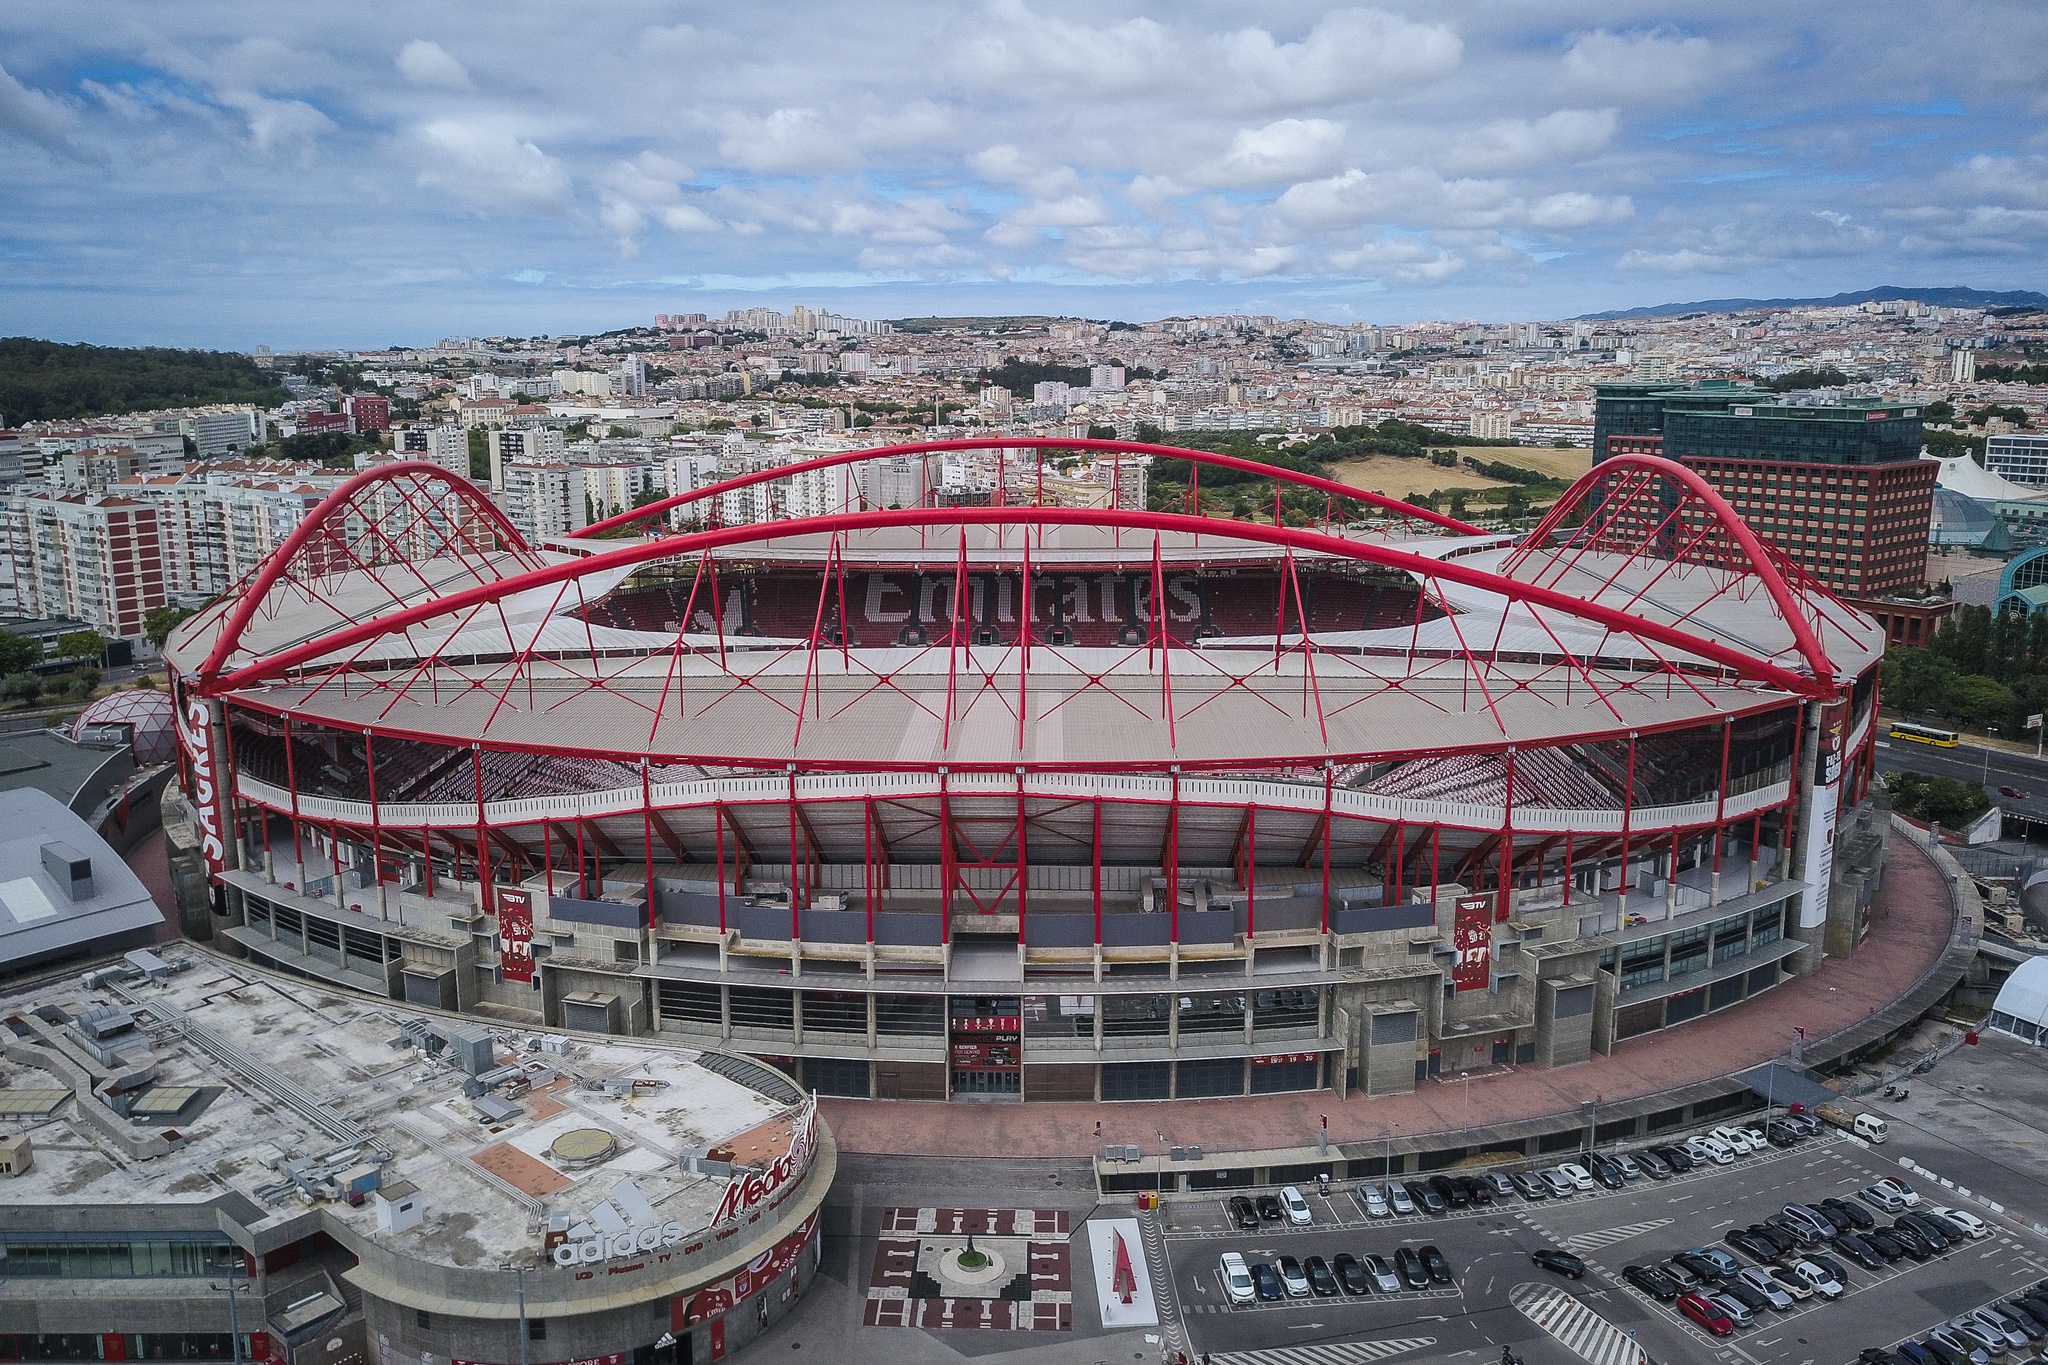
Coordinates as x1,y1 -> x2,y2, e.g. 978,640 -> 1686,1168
1618,732 -> 1637,913
1391,818 -> 1403,909
1166,769 -> 1181,943
863,798 -> 875,944
1430,824 -> 1440,910
576,820 -> 589,899
715,802 -> 727,932
642,760 -> 657,931
1015,768 -> 1029,934
1091,795 -> 1103,946
1246,803 -> 1257,938
543,821 -> 554,897
787,767 -> 802,939
1562,830 -> 1574,908
939,769 -> 953,942
421,827 -> 432,898
1713,718 -> 1732,891
1320,767 -> 1334,934
1498,747 -> 1517,907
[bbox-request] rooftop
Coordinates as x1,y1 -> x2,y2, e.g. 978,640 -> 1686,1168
0,950 -> 803,1270
0,787 -> 160,970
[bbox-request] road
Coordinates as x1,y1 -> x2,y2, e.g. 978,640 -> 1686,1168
1874,736 -> 2048,825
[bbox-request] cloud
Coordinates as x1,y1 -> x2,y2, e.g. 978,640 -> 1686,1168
1212,8 -> 1462,110
1527,191 -> 1633,229
1444,109 -> 1618,174
0,60 -> 87,158
1562,28 -> 1723,104
1204,119 -> 1349,188
413,119 -> 572,210
396,40 -> 472,90
1617,207 -> 1879,271
217,90 -> 333,154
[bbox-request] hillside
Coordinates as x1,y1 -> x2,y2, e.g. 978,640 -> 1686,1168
1577,285 -> 2048,321
0,337 -> 287,424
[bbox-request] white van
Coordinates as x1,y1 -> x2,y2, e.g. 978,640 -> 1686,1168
1854,1113 -> 1889,1143
1220,1251 -> 1255,1305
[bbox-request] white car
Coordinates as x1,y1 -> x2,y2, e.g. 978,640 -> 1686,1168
1930,1205 -> 1990,1239
1358,1184 -> 1390,1218
1742,1127 -> 1767,1149
1789,1259 -> 1843,1300
1220,1251 -> 1255,1305
1556,1162 -> 1596,1191
1279,1185 -> 1313,1225
1709,1125 -> 1756,1155
1871,1176 -> 1922,1208
1277,1255 -> 1310,1297
1684,1136 -> 1734,1166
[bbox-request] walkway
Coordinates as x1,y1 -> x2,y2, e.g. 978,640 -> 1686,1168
818,830 -> 1960,1158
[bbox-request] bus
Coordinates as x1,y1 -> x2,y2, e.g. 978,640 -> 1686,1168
1888,721 -> 1960,747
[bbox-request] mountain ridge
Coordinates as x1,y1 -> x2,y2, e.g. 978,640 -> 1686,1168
1576,285 -> 2047,321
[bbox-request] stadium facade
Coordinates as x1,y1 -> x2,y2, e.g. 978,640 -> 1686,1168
162,441 -> 1885,1106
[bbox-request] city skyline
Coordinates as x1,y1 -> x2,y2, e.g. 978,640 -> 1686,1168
0,2 -> 2043,348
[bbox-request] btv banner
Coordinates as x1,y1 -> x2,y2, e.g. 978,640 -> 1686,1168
1451,893 -> 1494,992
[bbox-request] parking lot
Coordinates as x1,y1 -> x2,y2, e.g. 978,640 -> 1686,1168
1162,1127 -> 2048,1365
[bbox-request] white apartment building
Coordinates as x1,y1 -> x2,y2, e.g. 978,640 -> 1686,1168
1090,365 -> 1126,391
487,426 -> 566,489
185,407 -> 260,458
397,424 -> 469,476
553,370 -> 622,400
1987,433 -> 2048,488
579,462 -> 657,521
660,451 -> 723,527
499,463 -> 588,542
119,463 -> 336,601
1469,410 -> 1514,440
1,493 -> 166,639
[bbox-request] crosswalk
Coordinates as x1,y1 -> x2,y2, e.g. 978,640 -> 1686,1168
1208,1338 -> 1437,1365
1562,1218 -> 1673,1253
1509,1282 -> 1648,1365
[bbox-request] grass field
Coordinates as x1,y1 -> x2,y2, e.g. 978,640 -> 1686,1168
1330,446 -> 1590,501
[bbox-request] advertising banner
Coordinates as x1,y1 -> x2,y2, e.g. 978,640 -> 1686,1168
172,677 -> 228,876
675,1213 -> 818,1329
1799,701 -> 1847,930
713,1098 -> 818,1224
1451,893 -> 1494,992
498,887 -> 536,983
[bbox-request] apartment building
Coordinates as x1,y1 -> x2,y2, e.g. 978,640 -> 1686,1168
397,423 -> 469,475
500,463 -> 589,542
2,493 -> 165,639
487,426 -> 566,489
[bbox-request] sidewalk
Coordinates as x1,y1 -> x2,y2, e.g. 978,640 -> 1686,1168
819,831 -> 1957,1159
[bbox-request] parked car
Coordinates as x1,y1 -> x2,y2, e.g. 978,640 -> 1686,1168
1637,1148 -> 1674,1179
1749,1222 -> 1800,1256
1459,1174 -> 1494,1206
1710,1125 -> 1757,1155
1765,1120 -> 1804,1148
1719,1278 -> 1776,1316
1964,1308 -> 2030,1351
1863,1227 -> 1910,1261
1833,1231 -> 1885,1271
1427,1174 -> 1470,1210
1929,1206 -> 1990,1240
1556,1162 -> 1597,1192
1872,1176 -> 1922,1207
1915,1335 -> 1973,1365
1623,1263 -> 1682,1299
1886,1221 -> 1934,1260
1362,1253 -> 1401,1295
1726,1229 -> 1779,1263
1386,1182 -> 1416,1215
1678,1291 -> 1735,1337
1280,1186 -> 1313,1225
1251,1261 -> 1283,1301
1511,1170 -> 1551,1200
1659,1257 -> 1703,1291
1356,1185 -> 1389,1219
1991,1301 -> 2047,1341
1531,1248 -> 1586,1279
1586,1153 -> 1627,1189
1766,1212 -> 1822,1248
1861,1182 -> 1909,1213
1219,1252 -> 1256,1305
1654,1144 -> 1697,1172
1255,1193 -> 1284,1221
1806,1252 -> 1853,1289
1672,1251 -> 1729,1285
1820,1196 -> 1876,1231
1303,1255 -> 1338,1297
1405,1180 -> 1447,1216
1277,1255 -> 1310,1297
1539,1168 -> 1577,1198
1782,1109 -> 1825,1137
1939,1318 -> 2006,1359
1914,1210 -> 1969,1244
1782,1204 -> 1839,1242
2000,784 -> 2028,799
1705,1290 -> 1755,1329
1612,1152 -> 1643,1180
1393,1246 -> 1431,1290
1767,1265 -> 1817,1301
1689,1247 -> 1741,1278
1896,1213 -> 1949,1253
1419,1245 -> 1455,1285
1482,1171 -> 1517,1199
1331,1252 -> 1370,1296
1228,1195 -> 1259,1229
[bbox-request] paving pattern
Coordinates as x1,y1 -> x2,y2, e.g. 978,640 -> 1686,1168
862,1205 -> 1074,1332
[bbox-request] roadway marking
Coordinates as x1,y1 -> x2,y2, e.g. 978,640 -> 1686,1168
1208,1337 -> 1439,1365
1508,1282 -> 1649,1365
1563,1219 -> 1674,1253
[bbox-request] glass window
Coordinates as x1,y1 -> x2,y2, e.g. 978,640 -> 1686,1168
1252,988 -> 1319,1034
1102,995 -> 1169,1038
1022,994 -> 1093,1040
1176,992 -> 1245,1036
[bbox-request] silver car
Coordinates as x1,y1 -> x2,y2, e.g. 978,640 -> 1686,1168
1363,1253 -> 1401,1295
1964,1309 -> 2030,1351
1735,1267 -> 1794,1312
1706,1290 -> 1755,1329
1385,1181 -> 1415,1215
1538,1168 -> 1576,1198
1358,1184 -> 1390,1218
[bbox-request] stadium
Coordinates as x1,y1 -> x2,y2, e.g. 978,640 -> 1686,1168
163,439 -> 1884,1107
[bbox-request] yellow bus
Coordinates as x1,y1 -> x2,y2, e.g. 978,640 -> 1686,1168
1888,721 -> 1960,747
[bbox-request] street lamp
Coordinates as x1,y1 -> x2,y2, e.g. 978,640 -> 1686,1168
208,1265 -> 247,1365
1985,728 -> 1998,786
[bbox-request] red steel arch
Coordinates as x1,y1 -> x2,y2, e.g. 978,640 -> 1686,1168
1510,452 -> 1837,686
573,436 -> 1485,540
200,502 -> 1835,699
192,459 -> 538,686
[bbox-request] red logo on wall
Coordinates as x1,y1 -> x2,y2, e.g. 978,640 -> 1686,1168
1451,893 -> 1494,992
498,888 -> 536,983
675,1214 -> 818,1329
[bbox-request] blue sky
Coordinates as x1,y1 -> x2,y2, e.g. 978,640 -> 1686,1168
0,2 -> 2043,349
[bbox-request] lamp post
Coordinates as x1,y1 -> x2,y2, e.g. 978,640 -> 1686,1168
516,1263 -> 530,1365
209,1262 -> 246,1365
1985,727 -> 1998,786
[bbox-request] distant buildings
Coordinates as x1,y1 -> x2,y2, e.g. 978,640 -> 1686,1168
1986,432 -> 2048,488
2,493 -> 166,640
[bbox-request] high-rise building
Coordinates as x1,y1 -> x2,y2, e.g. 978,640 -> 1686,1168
343,394 -> 391,432
499,463 -> 588,542
1952,348 -> 1977,383
487,426 -> 566,489
185,408 -> 260,458
620,353 -> 647,398
1591,381 -> 1933,598
2,493 -> 166,639
1986,433 -> 2048,487
398,424 -> 469,476
1089,365 -> 1126,391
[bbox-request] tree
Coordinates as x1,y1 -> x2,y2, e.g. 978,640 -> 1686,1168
144,606 -> 193,650
1134,422 -> 1164,444
1924,400 -> 1955,423
1086,424 -> 1117,440
54,630 -> 107,664
467,426 -> 490,481
0,629 -> 38,675
0,673 -> 43,705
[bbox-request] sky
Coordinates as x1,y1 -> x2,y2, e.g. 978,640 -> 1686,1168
0,1 -> 2044,349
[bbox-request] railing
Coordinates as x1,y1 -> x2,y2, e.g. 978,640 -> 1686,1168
237,769 -> 1790,840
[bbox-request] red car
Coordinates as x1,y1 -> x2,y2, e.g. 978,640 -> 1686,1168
1678,1291 -> 1735,1337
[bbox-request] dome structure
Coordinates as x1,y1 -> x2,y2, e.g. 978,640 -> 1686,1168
71,687 -> 177,765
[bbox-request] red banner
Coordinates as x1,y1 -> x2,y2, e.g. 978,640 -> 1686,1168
676,1213 -> 817,1329
1451,893 -> 1493,992
498,887 -> 535,983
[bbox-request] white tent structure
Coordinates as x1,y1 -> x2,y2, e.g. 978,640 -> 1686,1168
1988,955 -> 2048,1045
1924,453 -> 2048,503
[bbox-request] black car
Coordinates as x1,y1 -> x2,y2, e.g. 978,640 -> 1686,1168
1821,1197 -> 1876,1231
1331,1252 -> 1370,1296
1766,1213 -> 1821,1248
1832,1232 -> 1884,1272
1587,1153 -> 1627,1189
1919,1337 -> 1971,1365
1405,1180 -> 1448,1216
1654,1144 -> 1696,1173
1859,1351 -> 1899,1365
1914,1210 -> 1967,1244
1532,1248 -> 1586,1279
1720,1279 -> 1774,1314
1255,1194 -> 1283,1221
1623,1264 -> 1682,1299
1749,1222 -> 1798,1256
1428,1175 -> 1470,1210
1251,1262 -> 1283,1301
1898,1213 -> 1950,1252
1636,1149 -> 1674,1180
1394,1246 -> 1431,1290
1228,1195 -> 1259,1229
1672,1251 -> 1728,1285
1864,1227 -> 1909,1261
1765,1120 -> 1804,1147
1419,1244 -> 1454,1285
1304,1255 -> 1339,1297
1886,1221 -> 1933,1260
1459,1174 -> 1494,1206
2009,1298 -> 2048,1334
1726,1229 -> 1780,1263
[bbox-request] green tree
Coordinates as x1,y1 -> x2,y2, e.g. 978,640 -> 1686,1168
54,630 -> 107,664
1448,490 -> 1468,518
144,606 -> 193,650
1924,400 -> 1955,423
467,426 -> 490,481
1134,422 -> 1164,444
0,629 -> 38,674
0,673 -> 43,705
1086,424 -> 1117,440
1943,673 -> 2017,727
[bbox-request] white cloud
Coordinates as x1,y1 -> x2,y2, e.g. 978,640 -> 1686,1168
1527,191 -> 1633,229
1212,8 -> 1462,110
396,40 -> 472,91
1562,28 -> 1722,104
1202,119 -> 1349,189
1444,109 -> 1618,174
216,90 -> 333,154
0,60 -> 84,158
413,119 -> 572,210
